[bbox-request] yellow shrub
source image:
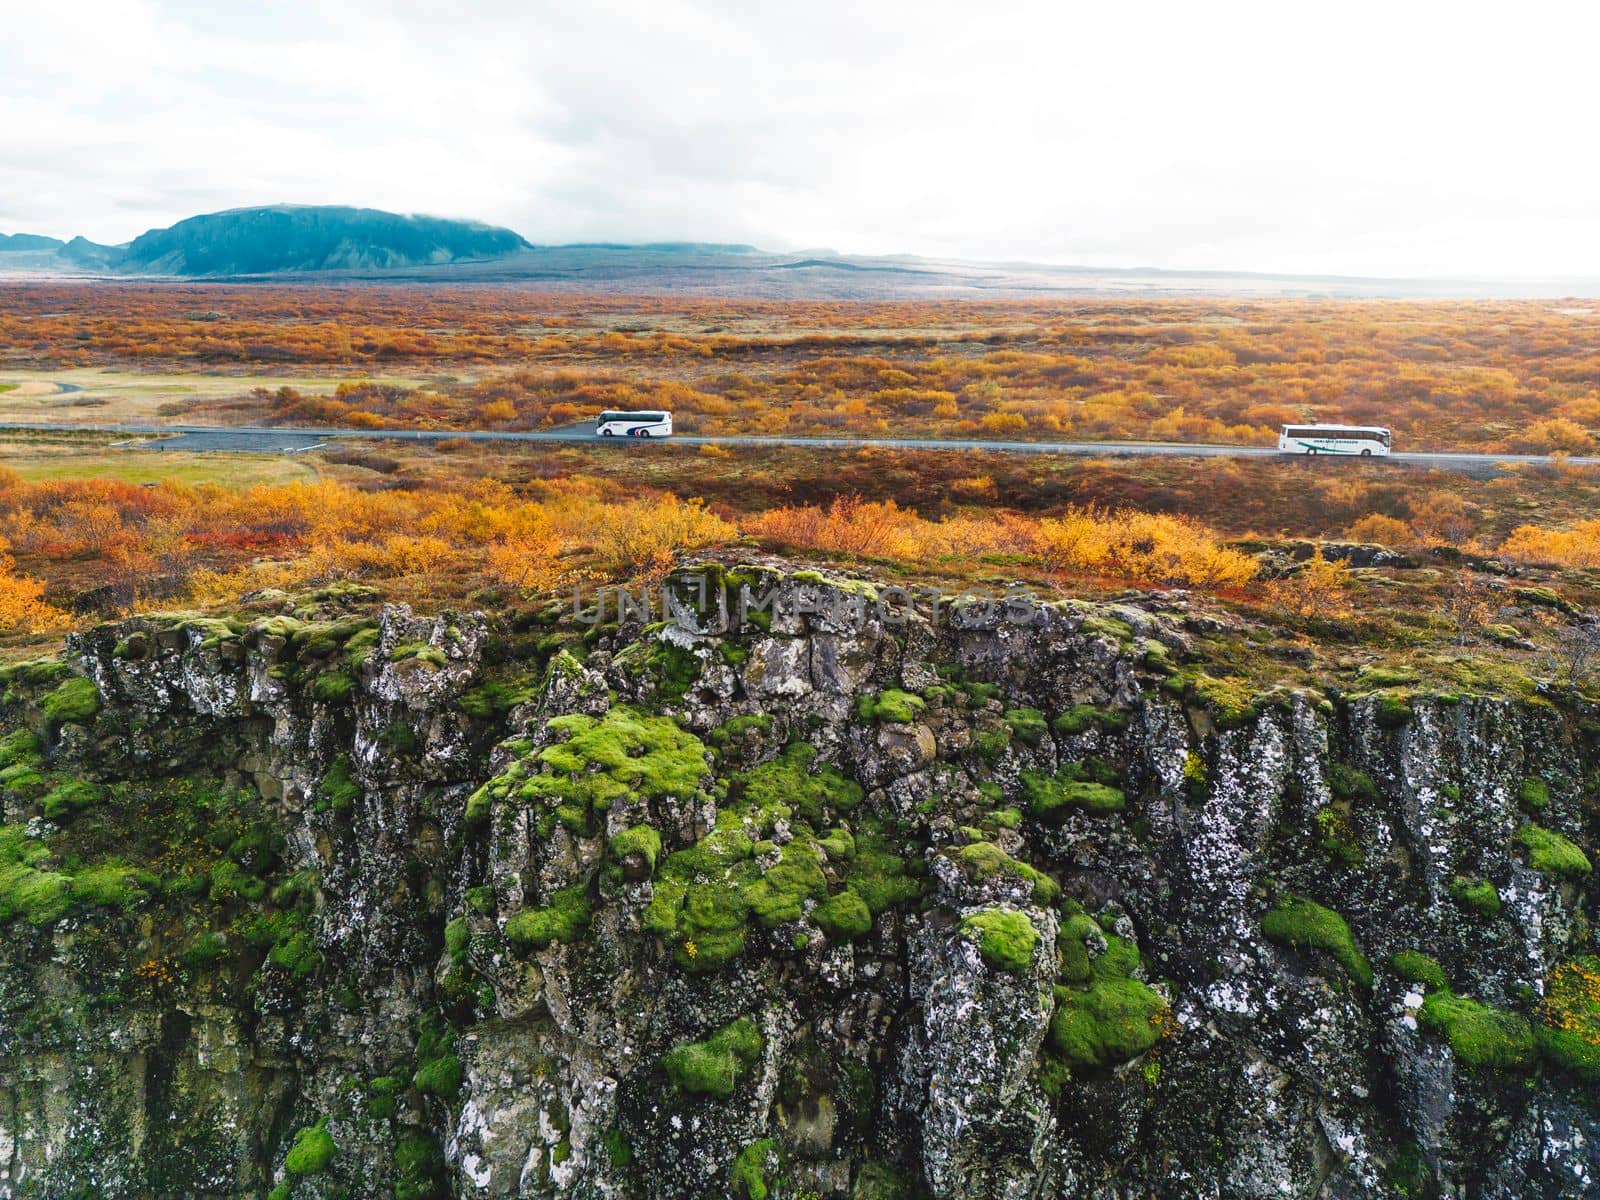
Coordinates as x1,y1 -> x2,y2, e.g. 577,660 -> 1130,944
1034,507 -> 1258,588
1501,521 -> 1600,568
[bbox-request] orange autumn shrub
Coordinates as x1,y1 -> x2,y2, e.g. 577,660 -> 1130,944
746,496 -> 924,559
485,534 -> 571,595
1346,513 -> 1415,547
1032,507 -> 1258,588
590,495 -> 736,574
1500,520 -> 1600,568
1267,549 -> 1353,619
0,538 -> 70,634
747,497 -> 1253,588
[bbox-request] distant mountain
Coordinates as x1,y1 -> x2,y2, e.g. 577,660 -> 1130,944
58,236 -> 122,268
0,233 -> 65,252
6,204 -> 1600,298
116,205 -> 531,275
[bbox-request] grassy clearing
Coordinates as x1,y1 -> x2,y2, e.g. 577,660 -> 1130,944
0,368 -> 420,426
0,445 -> 315,487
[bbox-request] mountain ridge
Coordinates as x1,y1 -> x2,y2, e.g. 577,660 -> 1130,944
6,204 -> 1600,298
0,204 -> 534,277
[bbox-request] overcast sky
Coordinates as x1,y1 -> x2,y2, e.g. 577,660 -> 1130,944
2,0 -> 1596,278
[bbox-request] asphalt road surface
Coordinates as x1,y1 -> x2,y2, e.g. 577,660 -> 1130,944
4,420 -> 1597,475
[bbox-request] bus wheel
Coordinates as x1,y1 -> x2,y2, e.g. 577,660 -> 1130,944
600,430 -> 614,437
1307,447 -> 1318,455
1361,448 -> 1372,456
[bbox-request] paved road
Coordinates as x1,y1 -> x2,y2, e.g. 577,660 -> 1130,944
4,420 -> 1597,474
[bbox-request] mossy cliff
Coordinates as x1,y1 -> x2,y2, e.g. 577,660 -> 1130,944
0,566 -> 1598,1198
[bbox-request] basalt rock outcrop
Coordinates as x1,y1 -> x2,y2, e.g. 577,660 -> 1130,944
0,565 -> 1596,1199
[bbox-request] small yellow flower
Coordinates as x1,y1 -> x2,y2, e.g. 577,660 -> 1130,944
684,939 -> 699,960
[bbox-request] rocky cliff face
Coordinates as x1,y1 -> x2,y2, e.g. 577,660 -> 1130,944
1,564 -> 1596,1199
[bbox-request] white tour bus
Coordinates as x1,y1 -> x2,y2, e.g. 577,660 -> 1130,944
1278,424 -> 1391,457
595,409 -> 673,438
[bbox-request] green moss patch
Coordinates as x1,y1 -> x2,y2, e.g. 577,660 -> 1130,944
814,889 -> 872,940
211,858 -> 268,903
317,756 -> 360,814
539,706 -> 708,799
1419,989 -> 1537,1071
505,883 -> 593,949
818,826 -> 855,860
1315,805 -> 1363,870
1261,896 -> 1373,988
856,689 -> 926,724
394,1133 -> 447,1200
730,1138 -> 780,1200
1051,978 -> 1167,1070
1328,764 -> 1378,803
1391,950 -> 1448,993
284,1120 -> 336,1176
1373,692 -> 1414,729
0,728 -> 42,770
0,760 -> 46,801
644,640 -> 703,701
41,779 -> 104,820
413,1021 -> 463,1101
744,839 -> 828,927
1049,917 -> 1167,1071
603,1127 -> 633,1170
311,670 -> 355,701
183,931 -> 229,967
1003,708 -> 1047,747
1187,673 -> 1259,729
458,674 -> 540,719
707,712 -> 772,750
0,824 -> 151,926
341,625 -> 381,668
390,640 -> 447,668
1053,704 -> 1129,736
466,706 -> 708,832
644,813 -> 756,972
1517,776 -> 1551,811
268,928 -> 322,979
0,824 -> 70,925
943,841 -> 1059,904
845,825 -> 923,914
1448,876 -> 1501,916
1514,824 -> 1591,880
41,677 -> 101,725
610,824 -> 663,873
364,1076 -> 402,1123
1356,665 -> 1420,689
661,1016 -> 764,1099
70,862 -> 154,908
961,907 -> 1039,973
644,760 -> 910,971
967,728 -> 1011,761
1021,766 -> 1125,820
736,742 -> 862,824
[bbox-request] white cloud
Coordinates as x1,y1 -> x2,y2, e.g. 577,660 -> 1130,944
1,0 -> 1597,276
